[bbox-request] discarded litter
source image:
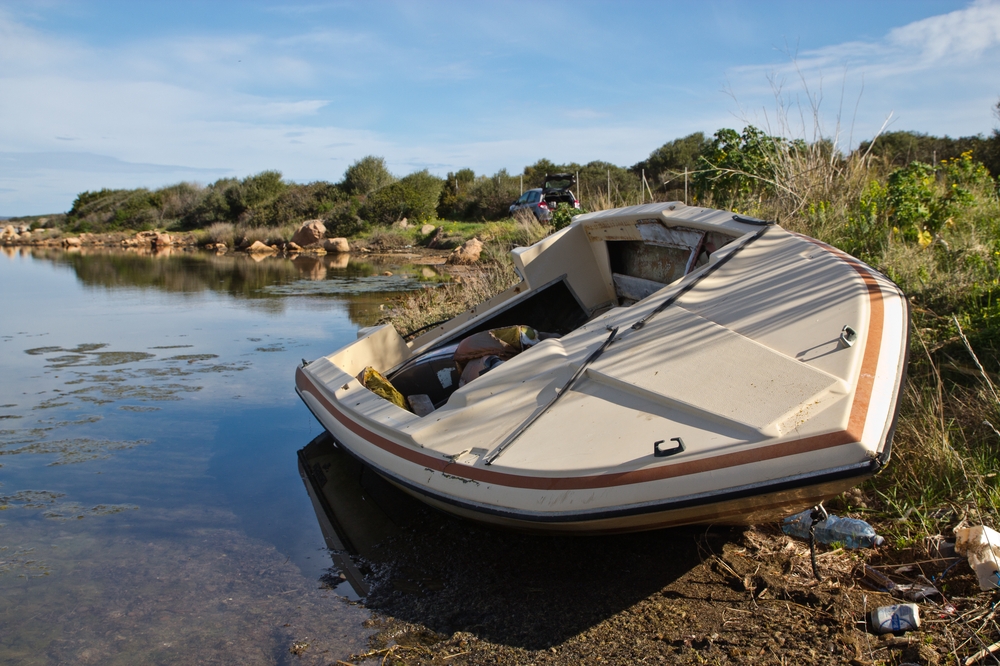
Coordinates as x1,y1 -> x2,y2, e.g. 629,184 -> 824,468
954,525 -> 1000,591
857,564 -> 940,601
923,534 -> 958,559
859,563 -> 896,592
782,509 -> 885,549
868,603 -> 921,634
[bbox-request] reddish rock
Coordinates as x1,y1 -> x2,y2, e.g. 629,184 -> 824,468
446,238 -> 484,265
246,240 -> 276,254
290,219 -> 326,247
323,237 -> 350,253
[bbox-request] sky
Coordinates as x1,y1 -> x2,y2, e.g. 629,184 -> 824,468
1,0 -> 999,216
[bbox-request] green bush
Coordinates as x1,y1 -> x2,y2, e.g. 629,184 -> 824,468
343,156 -> 395,196
837,181 -> 889,264
634,132 -> 710,195
253,181 -> 343,227
438,168 -> 477,219
551,203 -> 585,231
325,197 -> 368,237
66,187 -> 162,232
886,152 -> 995,241
224,171 -> 287,223
463,170 -> 521,220
694,126 -> 792,208
360,170 -> 443,226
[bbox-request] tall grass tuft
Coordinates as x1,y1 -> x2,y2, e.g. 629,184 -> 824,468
379,259 -> 521,338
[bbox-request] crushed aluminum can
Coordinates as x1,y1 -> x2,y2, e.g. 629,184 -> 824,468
868,603 -> 920,634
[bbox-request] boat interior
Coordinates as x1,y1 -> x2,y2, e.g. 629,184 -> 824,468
379,206 -> 752,415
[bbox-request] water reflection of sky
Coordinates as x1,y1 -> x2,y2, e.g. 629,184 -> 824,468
0,248 -> 435,664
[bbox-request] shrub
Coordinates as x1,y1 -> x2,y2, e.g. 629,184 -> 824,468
343,156 -> 395,196
157,182 -> 204,224
886,152 -> 995,242
204,222 -> 236,246
364,228 -> 411,251
837,180 -> 889,264
551,203 -> 585,231
438,168 -> 477,219
66,187 -> 163,232
694,126 -> 790,208
224,171 -> 287,224
254,181 -> 343,227
633,132 -> 711,195
325,197 -> 368,237
463,170 -> 522,220
360,170 -> 443,226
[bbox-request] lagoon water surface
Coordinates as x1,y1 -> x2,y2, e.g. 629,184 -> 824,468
0,247 -> 439,664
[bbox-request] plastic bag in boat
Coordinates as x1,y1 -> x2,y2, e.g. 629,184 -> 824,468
357,366 -> 409,411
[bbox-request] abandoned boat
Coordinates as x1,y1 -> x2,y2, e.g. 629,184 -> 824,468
295,202 -> 908,534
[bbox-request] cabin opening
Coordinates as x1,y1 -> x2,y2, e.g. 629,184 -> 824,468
387,278 -> 589,411
607,221 -> 735,305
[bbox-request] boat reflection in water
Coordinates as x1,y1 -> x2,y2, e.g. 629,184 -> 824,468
297,432 -> 422,598
296,433 -> 743,650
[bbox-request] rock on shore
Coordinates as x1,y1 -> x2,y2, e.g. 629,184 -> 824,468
290,220 -> 326,247
446,238 -> 484,265
323,237 -> 351,253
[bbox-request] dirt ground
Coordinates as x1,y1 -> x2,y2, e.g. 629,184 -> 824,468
325,498 -> 999,666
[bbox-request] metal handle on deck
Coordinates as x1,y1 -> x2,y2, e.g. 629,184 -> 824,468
839,325 -> 858,348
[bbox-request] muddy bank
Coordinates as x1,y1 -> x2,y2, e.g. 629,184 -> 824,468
346,513 -> 987,665
301,437 -> 996,666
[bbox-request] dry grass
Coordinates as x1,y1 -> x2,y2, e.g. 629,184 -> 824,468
200,223 -> 301,247
379,259 -> 521,338
204,222 -> 236,245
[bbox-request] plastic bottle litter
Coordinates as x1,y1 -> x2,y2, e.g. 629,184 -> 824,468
782,509 -> 885,549
868,603 -> 920,634
954,525 -> 1000,591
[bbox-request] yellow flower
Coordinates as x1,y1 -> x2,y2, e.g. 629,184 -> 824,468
917,229 -> 933,247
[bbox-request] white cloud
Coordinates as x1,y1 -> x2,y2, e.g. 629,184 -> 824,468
887,0 -> 1000,65
724,0 -> 1000,147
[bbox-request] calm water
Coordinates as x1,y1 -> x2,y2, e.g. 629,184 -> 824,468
0,246 -> 443,665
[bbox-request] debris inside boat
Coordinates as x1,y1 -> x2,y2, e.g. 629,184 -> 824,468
295,202 -> 909,533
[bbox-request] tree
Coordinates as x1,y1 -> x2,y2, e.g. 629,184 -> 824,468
342,156 -> 395,196
438,168 -> 477,219
521,159 -> 565,189
634,132 -> 710,184
360,170 -> 443,226
858,131 -> 988,171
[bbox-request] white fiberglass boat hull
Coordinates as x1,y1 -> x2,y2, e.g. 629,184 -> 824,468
296,203 -> 908,534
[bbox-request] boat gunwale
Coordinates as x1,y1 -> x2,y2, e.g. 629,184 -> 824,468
297,225 -> 903,490
309,422 -> 881,526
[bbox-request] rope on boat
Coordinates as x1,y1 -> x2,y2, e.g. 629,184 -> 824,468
484,326 -> 619,465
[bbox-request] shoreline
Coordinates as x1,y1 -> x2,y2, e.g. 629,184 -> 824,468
0,227 -> 458,264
